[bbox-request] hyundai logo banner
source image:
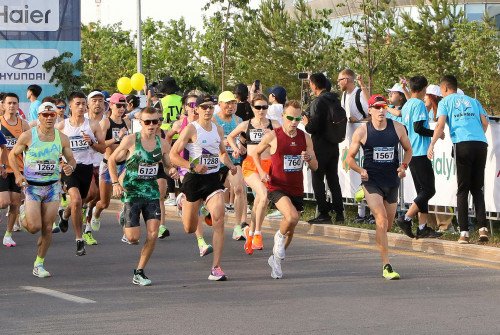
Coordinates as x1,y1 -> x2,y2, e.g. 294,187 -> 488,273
1,48 -> 58,84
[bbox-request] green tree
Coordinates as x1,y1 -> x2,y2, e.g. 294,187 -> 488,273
42,52 -> 85,99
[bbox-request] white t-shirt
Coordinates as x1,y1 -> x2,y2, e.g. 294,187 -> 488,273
266,104 -> 283,126
341,87 -> 368,121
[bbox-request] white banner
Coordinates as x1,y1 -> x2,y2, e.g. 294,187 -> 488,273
0,48 -> 58,84
0,0 -> 60,31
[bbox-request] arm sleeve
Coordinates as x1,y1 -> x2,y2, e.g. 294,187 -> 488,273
413,120 -> 434,137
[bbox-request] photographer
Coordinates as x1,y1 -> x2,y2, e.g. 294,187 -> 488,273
303,73 -> 345,224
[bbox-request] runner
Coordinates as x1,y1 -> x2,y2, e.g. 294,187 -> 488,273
213,91 -> 248,241
0,93 -> 30,247
166,94 -> 213,256
9,102 -> 76,277
56,92 -> 106,256
252,100 -> 317,279
109,107 -> 178,286
346,95 -> 412,280
90,93 -> 130,232
170,94 -> 237,281
227,93 -> 280,254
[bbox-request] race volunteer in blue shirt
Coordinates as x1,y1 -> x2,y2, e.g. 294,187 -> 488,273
428,75 -> 489,244
396,76 -> 442,239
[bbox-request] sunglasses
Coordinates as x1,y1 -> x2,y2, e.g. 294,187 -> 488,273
198,104 -> 214,110
337,77 -> 349,83
115,104 -> 127,108
56,105 -> 66,109
283,113 -> 302,121
187,102 -> 196,108
370,104 -> 388,110
253,105 -> 269,110
40,112 -> 57,118
141,119 -> 160,125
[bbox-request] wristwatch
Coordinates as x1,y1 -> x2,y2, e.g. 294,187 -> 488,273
0,164 -> 6,169
189,162 -> 196,172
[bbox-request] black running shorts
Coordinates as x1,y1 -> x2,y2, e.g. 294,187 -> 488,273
123,200 -> 161,228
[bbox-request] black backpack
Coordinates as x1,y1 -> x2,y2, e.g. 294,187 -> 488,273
322,94 -> 347,144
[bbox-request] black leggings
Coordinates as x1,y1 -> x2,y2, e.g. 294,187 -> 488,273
454,141 -> 487,232
409,156 -> 435,214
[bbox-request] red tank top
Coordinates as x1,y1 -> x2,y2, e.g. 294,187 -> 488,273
268,127 -> 306,196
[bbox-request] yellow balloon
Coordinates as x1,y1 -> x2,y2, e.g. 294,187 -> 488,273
117,77 -> 132,95
131,73 -> 146,91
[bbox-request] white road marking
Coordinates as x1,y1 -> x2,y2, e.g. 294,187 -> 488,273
20,286 -> 96,304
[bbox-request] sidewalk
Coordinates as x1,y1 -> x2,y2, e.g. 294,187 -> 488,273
109,199 -> 500,264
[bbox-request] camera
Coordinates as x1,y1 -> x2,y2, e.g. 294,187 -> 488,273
298,72 -> 308,80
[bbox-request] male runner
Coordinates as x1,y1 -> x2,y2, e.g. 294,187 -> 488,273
0,93 -> 30,247
253,100 -> 317,279
346,95 -> 412,280
56,92 -> 105,256
10,102 -> 76,277
109,107 -> 178,286
170,94 -> 237,281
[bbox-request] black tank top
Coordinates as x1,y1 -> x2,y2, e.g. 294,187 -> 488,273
106,118 -> 128,141
362,119 -> 400,188
246,119 -> 273,145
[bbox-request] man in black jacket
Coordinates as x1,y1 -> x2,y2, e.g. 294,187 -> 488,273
303,73 -> 345,224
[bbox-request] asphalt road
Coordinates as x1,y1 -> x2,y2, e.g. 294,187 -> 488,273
1,209 -> 500,335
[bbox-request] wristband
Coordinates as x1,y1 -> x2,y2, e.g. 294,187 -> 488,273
69,165 -> 75,172
111,181 -> 119,185
401,162 -> 408,170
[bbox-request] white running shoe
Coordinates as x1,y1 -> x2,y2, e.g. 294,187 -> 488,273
164,198 -> 176,206
266,210 -> 283,219
3,235 -> 16,247
273,231 -> 286,260
90,207 -> 100,231
176,193 -> 185,217
268,255 -> 282,279
121,234 -> 139,245
33,264 -> 51,278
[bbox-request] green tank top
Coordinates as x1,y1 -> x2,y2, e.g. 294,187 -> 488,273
160,94 -> 182,131
122,132 -> 162,202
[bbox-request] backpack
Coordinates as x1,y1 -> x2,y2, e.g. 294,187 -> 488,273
323,94 -> 347,144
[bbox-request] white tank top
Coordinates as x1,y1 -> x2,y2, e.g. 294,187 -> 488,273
63,118 -> 96,165
186,121 -> 221,174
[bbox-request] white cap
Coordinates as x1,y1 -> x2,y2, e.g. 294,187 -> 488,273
457,88 -> 464,95
385,83 -> 405,94
87,91 -> 104,100
38,102 -> 57,114
426,85 -> 442,97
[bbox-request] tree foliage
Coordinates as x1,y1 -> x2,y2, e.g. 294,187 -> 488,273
42,52 -> 85,99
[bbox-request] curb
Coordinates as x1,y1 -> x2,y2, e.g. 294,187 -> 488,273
108,199 -> 500,264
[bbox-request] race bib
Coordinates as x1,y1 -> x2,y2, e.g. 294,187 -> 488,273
373,147 -> 394,163
138,162 -> 158,179
284,155 -> 303,172
69,135 -> 89,151
200,154 -> 220,170
248,129 -> 265,143
112,128 -> 127,139
5,137 -> 17,150
34,160 -> 57,176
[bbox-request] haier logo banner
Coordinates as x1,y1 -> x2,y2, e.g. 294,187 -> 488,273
0,0 -> 59,31
0,48 -> 58,84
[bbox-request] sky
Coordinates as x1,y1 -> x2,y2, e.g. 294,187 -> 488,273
81,0 -> 261,33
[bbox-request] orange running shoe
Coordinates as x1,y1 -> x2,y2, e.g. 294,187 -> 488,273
252,234 -> 263,250
204,213 -> 213,226
243,226 -> 254,255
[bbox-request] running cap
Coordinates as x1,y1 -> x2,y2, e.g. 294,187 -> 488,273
87,91 -> 105,100
38,102 -> 57,114
385,83 -> 405,94
196,94 -> 216,106
426,85 -> 442,97
368,94 -> 388,107
109,93 -> 127,104
265,86 -> 287,104
218,91 -> 236,102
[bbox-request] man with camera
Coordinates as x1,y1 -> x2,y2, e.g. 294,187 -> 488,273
303,73 -> 346,224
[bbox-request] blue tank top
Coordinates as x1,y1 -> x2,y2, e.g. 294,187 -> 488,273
214,113 -> 240,165
362,119 -> 400,188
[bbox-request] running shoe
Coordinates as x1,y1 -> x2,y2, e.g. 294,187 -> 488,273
3,235 -> 16,247
164,198 -> 176,206
273,231 -> 286,260
90,208 -> 101,231
51,222 -> 60,233
268,255 -> 283,279
82,205 -> 88,224
232,225 -> 245,240
395,216 -> 415,238
60,193 -> 69,207
479,227 -> 489,242
204,213 -> 213,226
225,204 -> 234,213
367,214 -> 376,224
133,270 -> 151,286
200,203 -> 209,217
308,213 -> 332,224
58,208 -> 69,233
382,264 -> 400,280
33,264 -> 51,278
243,226 -> 254,255
199,242 -> 213,257
416,225 -> 443,239
247,205 -> 252,214
176,193 -> 185,217
118,206 -> 125,227
266,210 -> 283,219
158,225 -> 170,239
122,234 -> 139,245
13,222 -> 22,232
458,235 -> 469,244
351,214 -> 366,224
18,203 -> 26,230
252,234 -> 263,250
83,232 -> 98,245
208,265 -> 227,281
76,239 -> 86,256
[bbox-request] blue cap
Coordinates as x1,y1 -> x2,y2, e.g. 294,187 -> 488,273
265,86 -> 287,104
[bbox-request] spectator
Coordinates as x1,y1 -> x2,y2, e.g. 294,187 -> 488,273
0,93 -> 5,117
337,69 -> 370,123
303,72 -> 345,224
234,83 -> 253,121
159,77 -> 182,131
424,84 -> 442,122
385,83 -> 408,123
27,84 -> 42,122
126,95 -> 141,119
266,86 -> 286,126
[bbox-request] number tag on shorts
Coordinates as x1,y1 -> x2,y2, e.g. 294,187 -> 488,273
69,135 -> 89,151
35,160 -> 57,176
200,154 -> 220,170
283,155 -> 303,172
138,162 -> 158,179
249,129 -> 264,143
5,137 -> 17,150
373,147 -> 394,163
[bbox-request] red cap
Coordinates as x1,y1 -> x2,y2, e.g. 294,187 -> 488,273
368,94 -> 388,107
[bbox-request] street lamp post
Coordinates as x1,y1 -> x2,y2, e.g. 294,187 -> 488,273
137,0 -> 143,75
